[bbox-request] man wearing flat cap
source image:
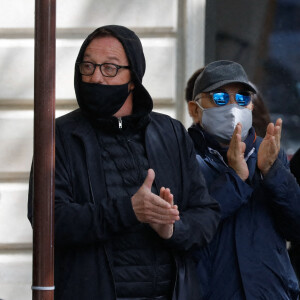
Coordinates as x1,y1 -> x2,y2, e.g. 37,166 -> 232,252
187,60 -> 300,299
27,25 -> 220,300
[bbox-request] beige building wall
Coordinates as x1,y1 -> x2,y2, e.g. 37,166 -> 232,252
0,0 -> 205,299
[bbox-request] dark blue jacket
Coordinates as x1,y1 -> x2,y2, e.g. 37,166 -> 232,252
28,111 -> 220,300
189,124 -> 300,300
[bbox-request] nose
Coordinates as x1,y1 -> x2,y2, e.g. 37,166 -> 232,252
89,66 -> 106,84
228,93 -> 236,104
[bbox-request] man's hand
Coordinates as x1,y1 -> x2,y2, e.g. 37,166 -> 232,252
131,169 -> 180,225
227,123 -> 249,181
150,187 -> 179,239
257,118 -> 282,176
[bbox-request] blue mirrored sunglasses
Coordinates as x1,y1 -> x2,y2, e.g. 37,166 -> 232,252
209,92 -> 253,106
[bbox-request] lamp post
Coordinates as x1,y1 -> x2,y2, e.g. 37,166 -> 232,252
32,0 -> 56,299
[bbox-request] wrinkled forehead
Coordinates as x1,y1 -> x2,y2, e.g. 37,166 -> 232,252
84,31 -> 126,52
83,36 -> 129,63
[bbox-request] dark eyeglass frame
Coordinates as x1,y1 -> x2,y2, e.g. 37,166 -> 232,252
77,61 -> 130,77
200,91 -> 254,107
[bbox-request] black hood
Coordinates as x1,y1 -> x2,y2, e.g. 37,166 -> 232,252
74,25 -> 153,116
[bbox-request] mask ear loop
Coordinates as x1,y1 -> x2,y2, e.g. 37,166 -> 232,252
193,98 -> 206,127
193,97 -> 205,111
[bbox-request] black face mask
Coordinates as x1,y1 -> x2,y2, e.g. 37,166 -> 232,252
78,81 -> 131,118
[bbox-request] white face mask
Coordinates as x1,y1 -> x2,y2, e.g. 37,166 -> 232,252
196,103 -> 253,144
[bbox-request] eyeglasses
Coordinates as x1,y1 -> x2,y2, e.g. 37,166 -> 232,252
77,61 -> 130,77
199,91 -> 254,106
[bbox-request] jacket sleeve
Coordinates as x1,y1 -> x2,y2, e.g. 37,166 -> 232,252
208,169 -> 253,220
48,124 -> 139,246
262,150 -> 300,242
195,152 -> 254,220
164,123 -> 221,251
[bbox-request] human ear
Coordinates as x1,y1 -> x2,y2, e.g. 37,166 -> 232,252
188,101 -> 199,119
247,101 -> 254,111
129,81 -> 135,91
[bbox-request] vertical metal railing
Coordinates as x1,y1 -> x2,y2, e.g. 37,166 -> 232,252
32,0 -> 56,299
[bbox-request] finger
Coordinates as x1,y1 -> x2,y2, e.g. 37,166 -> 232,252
164,188 -> 173,204
160,187 -> 173,205
268,136 -> 278,160
143,197 -> 179,215
275,118 -> 282,128
235,133 -> 242,143
149,211 -> 180,220
154,202 -> 178,214
137,206 -> 180,223
274,118 -> 282,148
163,188 -> 170,198
265,122 -> 274,138
160,187 -> 166,199
234,122 -> 242,135
235,123 -> 242,142
143,169 -> 155,190
148,193 -> 172,209
233,133 -> 242,156
147,211 -> 180,223
270,135 -> 277,149
138,213 -> 177,224
230,124 -> 242,153
239,140 -> 246,155
166,193 -> 174,205
228,134 -> 237,157
149,219 -> 176,225
229,123 -> 240,147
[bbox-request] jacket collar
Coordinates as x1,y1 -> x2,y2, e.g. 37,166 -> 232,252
72,111 -> 95,137
188,123 -> 256,163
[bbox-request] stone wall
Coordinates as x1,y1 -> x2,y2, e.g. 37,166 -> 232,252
0,0 -> 205,299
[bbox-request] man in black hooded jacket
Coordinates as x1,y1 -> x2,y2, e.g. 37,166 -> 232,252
28,25 -> 220,300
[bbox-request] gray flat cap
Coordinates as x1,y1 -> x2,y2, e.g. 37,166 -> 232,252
192,60 -> 256,99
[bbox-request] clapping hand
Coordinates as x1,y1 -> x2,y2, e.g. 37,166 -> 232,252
227,123 -> 249,181
131,169 -> 180,238
149,187 -> 179,239
257,118 -> 282,176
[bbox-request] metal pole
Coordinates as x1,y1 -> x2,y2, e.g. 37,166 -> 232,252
32,0 -> 56,299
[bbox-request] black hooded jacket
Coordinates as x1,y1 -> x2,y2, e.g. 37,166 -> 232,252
28,25 -> 220,300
